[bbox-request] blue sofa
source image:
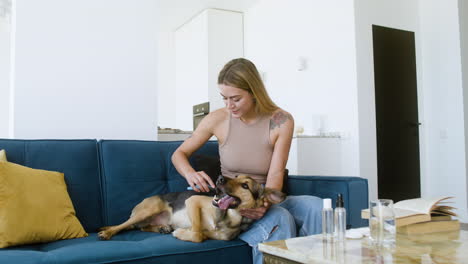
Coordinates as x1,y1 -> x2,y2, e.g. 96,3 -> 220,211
0,139 -> 368,264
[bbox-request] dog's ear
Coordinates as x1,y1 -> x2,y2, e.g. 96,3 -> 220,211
263,188 -> 286,204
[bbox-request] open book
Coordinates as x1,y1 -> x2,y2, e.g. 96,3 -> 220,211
362,196 -> 457,226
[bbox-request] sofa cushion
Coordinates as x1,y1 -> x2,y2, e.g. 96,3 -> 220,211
98,140 -> 219,226
0,139 -> 103,232
0,232 -> 251,264
0,162 -> 88,248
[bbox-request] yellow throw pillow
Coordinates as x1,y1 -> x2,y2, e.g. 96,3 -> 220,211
0,162 -> 88,248
0,149 -> 6,162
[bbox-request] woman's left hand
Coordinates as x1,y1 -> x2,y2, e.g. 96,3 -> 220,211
240,201 -> 271,220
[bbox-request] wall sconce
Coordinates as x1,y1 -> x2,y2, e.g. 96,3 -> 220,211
297,56 -> 308,71
0,0 -> 11,24
260,71 -> 267,83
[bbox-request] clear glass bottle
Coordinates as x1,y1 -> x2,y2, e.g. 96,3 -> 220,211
322,198 -> 334,241
334,193 -> 346,241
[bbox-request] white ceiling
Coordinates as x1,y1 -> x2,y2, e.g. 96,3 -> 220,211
156,0 -> 258,31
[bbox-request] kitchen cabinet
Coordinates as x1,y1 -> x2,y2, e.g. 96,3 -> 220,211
174,9 -> 243,130
287,136 -> 342,175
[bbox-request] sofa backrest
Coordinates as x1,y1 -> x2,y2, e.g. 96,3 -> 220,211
0,139 -> 103,232
1,139 -> 369,230
98,140 -> 219,226
287,175 -> 369,228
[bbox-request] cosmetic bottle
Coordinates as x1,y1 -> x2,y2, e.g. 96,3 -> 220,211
322,198 -> 334,241
334,193 -> 346,241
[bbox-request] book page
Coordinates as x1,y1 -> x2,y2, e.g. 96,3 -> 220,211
393,197 -> 452,215
432,205 -> 457,216
393,208 -> 425,218
362,208 -> 425,219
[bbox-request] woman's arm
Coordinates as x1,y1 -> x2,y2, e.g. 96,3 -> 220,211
265,110 -> 294,191
171,113 -> 219,192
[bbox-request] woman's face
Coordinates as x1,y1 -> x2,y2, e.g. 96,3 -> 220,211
219,84 -> 255,119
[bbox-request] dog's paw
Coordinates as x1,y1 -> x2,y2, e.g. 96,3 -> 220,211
159,225 -> 174,234
98,230 -> 112,240
173,228 -> 205,243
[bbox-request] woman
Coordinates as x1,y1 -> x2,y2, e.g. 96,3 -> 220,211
172,58 -> 322,264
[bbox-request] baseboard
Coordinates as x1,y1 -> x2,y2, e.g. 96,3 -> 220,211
460,222 -> 468,231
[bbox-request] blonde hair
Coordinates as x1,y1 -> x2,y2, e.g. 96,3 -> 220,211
218,58 -> 278,115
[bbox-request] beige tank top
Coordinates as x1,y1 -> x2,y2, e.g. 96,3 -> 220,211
219,113 -> 273,184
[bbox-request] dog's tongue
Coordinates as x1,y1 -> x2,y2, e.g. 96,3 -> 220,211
218,195 -> 235,210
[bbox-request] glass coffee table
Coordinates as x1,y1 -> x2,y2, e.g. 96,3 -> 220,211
259,229 -> 468,263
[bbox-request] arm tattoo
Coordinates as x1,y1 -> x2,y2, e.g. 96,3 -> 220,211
270,111 -> 292,130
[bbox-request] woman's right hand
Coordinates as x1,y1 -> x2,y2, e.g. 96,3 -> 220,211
186,171 -> 215,193
171,110 -> 222,193
240,201 -> 271,219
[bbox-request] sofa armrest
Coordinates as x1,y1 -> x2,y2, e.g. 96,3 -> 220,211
286,175 -> 368,229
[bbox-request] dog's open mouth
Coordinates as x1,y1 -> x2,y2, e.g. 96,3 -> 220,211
212,194 -> 240,210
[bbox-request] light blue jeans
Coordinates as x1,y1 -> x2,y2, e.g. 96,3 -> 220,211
239,195 -> 323,264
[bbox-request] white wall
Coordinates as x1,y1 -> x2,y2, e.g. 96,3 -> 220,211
0,13 -> 11,138
419,0 -> 467,221
355,0 -> 468,222
12,0 -> 158,140
156,31 -> 176,129
244,0 -> 360,176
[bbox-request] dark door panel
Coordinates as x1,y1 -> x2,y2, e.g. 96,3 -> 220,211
373,25 -> 421,202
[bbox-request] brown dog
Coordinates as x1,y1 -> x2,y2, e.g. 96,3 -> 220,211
98,174 -> 285,242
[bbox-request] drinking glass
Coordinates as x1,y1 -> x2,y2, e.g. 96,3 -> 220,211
369,199 -> 396,245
